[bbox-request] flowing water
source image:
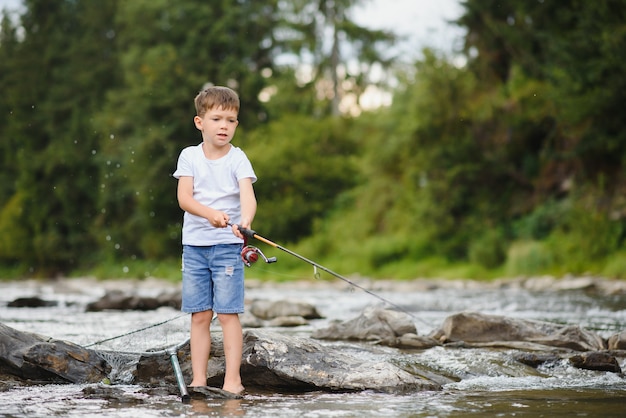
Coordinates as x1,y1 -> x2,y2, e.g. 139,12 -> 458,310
1,276 -> 625,417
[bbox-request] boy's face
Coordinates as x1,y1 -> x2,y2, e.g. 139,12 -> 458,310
194,106 -> 239,148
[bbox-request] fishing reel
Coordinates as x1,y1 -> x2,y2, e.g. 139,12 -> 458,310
241,245 -> 277,267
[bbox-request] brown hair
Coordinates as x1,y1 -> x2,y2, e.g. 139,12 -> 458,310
194,86 -> 240,117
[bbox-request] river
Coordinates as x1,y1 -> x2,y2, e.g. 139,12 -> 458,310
1,276 -> 625,417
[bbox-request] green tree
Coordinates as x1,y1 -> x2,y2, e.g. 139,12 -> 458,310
243,115 -> 359,243
0,11 -> 20,207
95,0 -> 283,260
272,0 -> 396,117
0,0 -> 120,274
455,0 -> 626,269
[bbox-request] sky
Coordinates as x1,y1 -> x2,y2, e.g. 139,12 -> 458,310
352,0 -> 464,57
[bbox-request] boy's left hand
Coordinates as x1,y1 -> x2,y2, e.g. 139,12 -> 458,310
232,224 -> 244,239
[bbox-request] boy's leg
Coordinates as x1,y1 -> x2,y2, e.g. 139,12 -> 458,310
218,313 -> 244,394
189,310 -> 213,387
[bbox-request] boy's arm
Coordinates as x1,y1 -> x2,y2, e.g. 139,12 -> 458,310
177,176 -> 230,227
233,177 -> 257,238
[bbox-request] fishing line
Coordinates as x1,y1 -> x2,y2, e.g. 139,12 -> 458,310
84,312 -> 192,403
83,312 -> 188,348
231,223 -> 429,326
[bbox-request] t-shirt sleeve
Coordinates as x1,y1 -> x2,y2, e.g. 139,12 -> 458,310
172,148 -> 193,179
235,151 -> 257,183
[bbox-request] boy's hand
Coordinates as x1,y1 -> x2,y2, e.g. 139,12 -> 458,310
231,222 -> 252,239
208,209 -> 229,228
232,224 -> 243,239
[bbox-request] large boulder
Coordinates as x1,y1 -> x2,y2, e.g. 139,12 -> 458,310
0,323 -> 110,383
608,331 -> 626,350
569,351 -> 622,373
135,329 -> 441,394
431,312 -> 606,351
86,289 -> 180,311
240,330 -> 440,393
249,299 -> 323,320
312,307 -> 418,345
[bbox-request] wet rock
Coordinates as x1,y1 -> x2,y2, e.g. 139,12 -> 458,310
7,297 -> 58,308
0,323 -> 110,384
133,329 -> 441,394
82,385 -> 128,400
240,311 -> 264,328
86,289 -> 180,311
241,330 -> 440,393
569,351 -> 622,373
431,312 -> 605,352
311,307 -> 417,345
156,290 -> 182,310
189,386 -> 243,399
513,352 -> 562,368
395,333 -> 440,349
608,331 -> 626,350
249,299 -> 322,320
267,316 -> 309,327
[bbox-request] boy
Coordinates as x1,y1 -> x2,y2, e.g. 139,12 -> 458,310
173,86 -> 256,394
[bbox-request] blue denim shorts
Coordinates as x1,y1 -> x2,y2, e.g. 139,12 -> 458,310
181,244 -> 244,314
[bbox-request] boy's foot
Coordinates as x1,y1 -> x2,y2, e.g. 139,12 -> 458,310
223,385 -> 246,396
190,386 -> 244,399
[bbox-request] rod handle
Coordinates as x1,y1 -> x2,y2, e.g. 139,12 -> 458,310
233,224 -> 256,239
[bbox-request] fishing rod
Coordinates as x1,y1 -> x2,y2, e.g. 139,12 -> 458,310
231,223 -> 426,324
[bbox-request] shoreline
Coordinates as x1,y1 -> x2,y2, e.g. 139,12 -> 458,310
2,274 -> 624,296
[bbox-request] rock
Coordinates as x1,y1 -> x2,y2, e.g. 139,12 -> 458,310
189,386 -> 243,399
249,299 -> 322,320
569,352 -> 622,373
312,307 -> 417,345
156,290 -> 182,310
431,312 -> 605,352
86,290 -> 180,311
0,323 -> 110,384
608,331 -> 626,350
267,316 -> 309,327
395,333 -> 440,349
133,329 -> 441,394
513,352 -> 562,368
240,311 -> 264,328
241,330 -> 440,393
7,297 -> 58,308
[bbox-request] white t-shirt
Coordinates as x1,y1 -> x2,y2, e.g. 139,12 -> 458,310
173,143 -> 257,246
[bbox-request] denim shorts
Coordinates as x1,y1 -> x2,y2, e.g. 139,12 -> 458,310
181,244 -> 244,314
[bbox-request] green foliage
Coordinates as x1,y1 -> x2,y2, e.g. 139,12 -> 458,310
0,192 -> 30,260
244,115 -> 359,243
545,203 -> 625,272
0,0 -> 119,273
601,252 -> 626,279
505,240 -> 555,277
1,0 -> 625,280
468,229 -> 507,269
512,199 -> 570,240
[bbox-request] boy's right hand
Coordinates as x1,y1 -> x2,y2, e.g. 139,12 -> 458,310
208,209 -> 230,228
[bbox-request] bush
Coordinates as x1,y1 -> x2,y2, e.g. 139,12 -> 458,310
468,229 -> 507,269
505,240 -> 555,276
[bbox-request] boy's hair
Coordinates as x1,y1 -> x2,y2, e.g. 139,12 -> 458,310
194,86 -> 240,117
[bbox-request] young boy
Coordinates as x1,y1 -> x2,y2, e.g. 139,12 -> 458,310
173,86 -> 256,394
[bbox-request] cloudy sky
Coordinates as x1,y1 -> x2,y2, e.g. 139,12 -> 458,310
353,0 -> 464,56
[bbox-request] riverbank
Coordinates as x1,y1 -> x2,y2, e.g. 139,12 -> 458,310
4,273 -> 625,293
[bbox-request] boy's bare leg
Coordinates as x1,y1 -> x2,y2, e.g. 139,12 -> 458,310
189,310 -> 213,387
218,313 -> 245,394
